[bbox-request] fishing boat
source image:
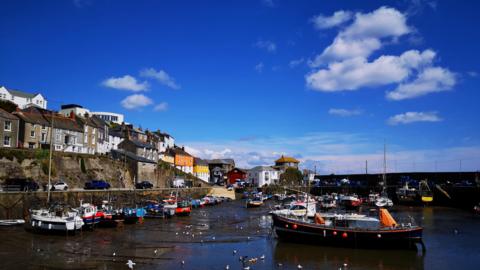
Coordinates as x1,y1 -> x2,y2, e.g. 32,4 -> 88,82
246,196 -> 263,208
271,200 -> 317,218
144,200 -> 165,219
419,180 -> 433,204
78,203 -> 101,228
30,206 -> 84,234
175,200 -> 192,216
271,208 -> 424,250
375,197 -> 394,208
0,219 -> 25,226
339,194 -> 362,210
396,182 -> 418,204
97,201 -> 124,227
123,207 -> 146,224
191,199 -> 201,208
319,195 -> 337,210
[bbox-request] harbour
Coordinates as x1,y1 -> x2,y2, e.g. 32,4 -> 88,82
0,193 -> 480,269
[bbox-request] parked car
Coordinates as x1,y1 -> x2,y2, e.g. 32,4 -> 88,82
84,180 -> 111,190
44,181 -> 68,191
135,181 -> 153,189
2,178 -> 39,192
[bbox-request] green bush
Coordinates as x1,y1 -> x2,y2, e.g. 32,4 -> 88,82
41,159 -> 56,176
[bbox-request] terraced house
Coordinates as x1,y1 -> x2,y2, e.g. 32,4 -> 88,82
0,108 -> 19,148
193,158 -> 209,183
14,107 -> 51,149
168,146 -> 193,174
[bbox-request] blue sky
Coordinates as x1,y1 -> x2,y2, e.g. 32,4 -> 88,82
1,0 -> 479,172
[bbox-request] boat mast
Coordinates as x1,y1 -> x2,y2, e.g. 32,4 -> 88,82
47,112 -> 55,204
382,141 -> 387,195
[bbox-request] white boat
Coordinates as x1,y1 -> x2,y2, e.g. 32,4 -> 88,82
271,198 -> 317,218
30,208 -> 84,233
375,197 -> 394,208
0,219 -> 25,226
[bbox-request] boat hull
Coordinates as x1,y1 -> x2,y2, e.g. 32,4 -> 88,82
271,214 -> 423,250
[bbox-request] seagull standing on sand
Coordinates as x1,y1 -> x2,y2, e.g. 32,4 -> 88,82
297,264 -> 303,269
126,260 -> 135,269
225,265 -> 230,270
260,254 -> 265,260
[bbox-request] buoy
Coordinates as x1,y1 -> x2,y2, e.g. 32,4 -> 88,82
292,224 -> 298,229
342,232 -> 348,238
285,224 -> 289,228
377,234 -> 382,238
333,231 -> 337,236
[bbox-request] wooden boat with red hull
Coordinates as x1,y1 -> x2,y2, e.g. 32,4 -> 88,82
175,200 -> 192,216
271,209 -> 424,251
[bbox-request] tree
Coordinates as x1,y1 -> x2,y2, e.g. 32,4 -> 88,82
279,167 -> 303,186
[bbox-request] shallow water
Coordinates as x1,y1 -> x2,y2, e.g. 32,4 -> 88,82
0,200 -> 479,269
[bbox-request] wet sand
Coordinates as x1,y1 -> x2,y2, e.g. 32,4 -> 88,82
1,200 -> 479,269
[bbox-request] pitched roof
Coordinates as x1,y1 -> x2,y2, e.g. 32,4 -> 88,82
14,107 -> 83,132
4,88 -> 40,99
111,149 -> 157,164
129,139 -> 156,150
168,147 -> 192,157
250,165 -> 277,171
275,155 -> 300,164
194,158 -> 208,166
208,158 -> 235,165
0,108 -> 18,120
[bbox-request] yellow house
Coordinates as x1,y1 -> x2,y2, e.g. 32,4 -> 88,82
193,158 -> 210,183
160,151 -> 175,165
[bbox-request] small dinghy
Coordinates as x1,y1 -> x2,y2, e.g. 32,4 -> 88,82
0,219 -> 25,226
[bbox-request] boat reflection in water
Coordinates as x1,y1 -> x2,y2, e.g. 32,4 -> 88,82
273,241 -> 425,270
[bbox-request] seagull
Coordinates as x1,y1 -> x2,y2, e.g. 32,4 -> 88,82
113,252 -> 116,256
277,262 -> 283,267
260,254 -> 265,260
233,249 -> 237,255
225,265 -> 230,270
126,260 -> 135,269
344,263 -> 348,267
181,260 -> 185,266
176,232 -> 179,235
154,249 -> 158,255
243,267 -> 250,270
297,264 -> 303,269
212,236 -> 216,240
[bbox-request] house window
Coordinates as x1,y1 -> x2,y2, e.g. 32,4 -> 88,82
55,134 -> 60,141
65,135 -> 70,144
41,133 -> 47,142
28,142 -> 35,149
3,136 -> 11,147
42,125 -> 46,130
4,121 -> 11,131
30,128 -> 35,138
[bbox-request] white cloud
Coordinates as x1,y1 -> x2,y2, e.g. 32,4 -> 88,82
306,49 -> 435,92
387,111 -> 442,125
102,75 -> 149,92
255,62 -> 264,73
311,7 -> 410,66
328,108 -> 363,117
311,10 -> 352,29
306,6 -> 455,100
386,67 -> 456,100
289,58 -> 305,68
254,40 -> 277,53
153,102 -> 168,112
183,132 -> 480,173
140,68 -> 180,90
121,94 -> 153,110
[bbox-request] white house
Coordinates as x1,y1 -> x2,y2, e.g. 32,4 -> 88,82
59,104 -> 90,117
0,86 -> 47,109
107,129 -> 124,152
91,111 -> 124,124
247,166 -> 280,187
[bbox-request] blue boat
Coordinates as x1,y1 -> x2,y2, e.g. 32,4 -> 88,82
143,201 -> 165,218
123,207 -> 146,224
